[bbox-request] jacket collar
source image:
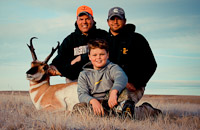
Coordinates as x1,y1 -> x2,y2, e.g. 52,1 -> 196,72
109,23 -> 136,37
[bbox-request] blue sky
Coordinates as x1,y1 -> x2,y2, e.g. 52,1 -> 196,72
0,0 -> 200,96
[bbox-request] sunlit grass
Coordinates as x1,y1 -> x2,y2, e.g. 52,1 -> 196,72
0,92 -> 199,130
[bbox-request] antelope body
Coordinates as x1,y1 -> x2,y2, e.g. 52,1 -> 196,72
26,37 -> 79,111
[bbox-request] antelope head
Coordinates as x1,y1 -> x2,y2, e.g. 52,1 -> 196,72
26,37 -> 59,82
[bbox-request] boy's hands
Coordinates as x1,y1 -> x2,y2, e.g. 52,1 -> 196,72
89,89 -> 118,116
90,99 -> 104,116
108,89 -> 118,109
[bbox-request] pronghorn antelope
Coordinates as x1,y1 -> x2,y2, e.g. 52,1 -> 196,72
26,37 -> 79,111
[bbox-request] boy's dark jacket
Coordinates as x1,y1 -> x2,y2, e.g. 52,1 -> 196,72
108,24 -> 157,89
51,22 -> 108,80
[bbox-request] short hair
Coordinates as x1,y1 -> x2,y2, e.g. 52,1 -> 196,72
88,39 -> 109,54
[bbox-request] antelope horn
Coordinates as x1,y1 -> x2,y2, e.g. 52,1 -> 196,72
27,37 -> 38,61
43,41 -> 60,64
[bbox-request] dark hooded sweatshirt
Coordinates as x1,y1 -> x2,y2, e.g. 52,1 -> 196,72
51,22 -> 108,80
108,24 -> 157,89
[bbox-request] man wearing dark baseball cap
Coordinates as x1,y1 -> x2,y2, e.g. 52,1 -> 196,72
108,7 -> 126,20
107,7 -> 161,119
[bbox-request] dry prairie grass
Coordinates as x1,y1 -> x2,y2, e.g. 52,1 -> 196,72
0,91 -> 200,130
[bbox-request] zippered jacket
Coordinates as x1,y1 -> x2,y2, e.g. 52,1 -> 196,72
77,60 -> 128,103
108,24 -> 157,89
51,22 -> 108,80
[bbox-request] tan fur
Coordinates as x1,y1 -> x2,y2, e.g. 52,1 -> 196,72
28,77 -> 79,111
26,38 -> 79,111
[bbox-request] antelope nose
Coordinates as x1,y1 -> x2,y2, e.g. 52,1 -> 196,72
26,74 -> 32,79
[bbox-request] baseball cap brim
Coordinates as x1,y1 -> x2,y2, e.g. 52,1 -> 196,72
78,11 -> 91,17
108,14 -> 124,20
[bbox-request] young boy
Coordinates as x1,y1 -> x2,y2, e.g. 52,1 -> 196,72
76,39 -> 134,117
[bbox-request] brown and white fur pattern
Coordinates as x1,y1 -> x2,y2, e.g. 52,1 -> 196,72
26,37 -> 79,111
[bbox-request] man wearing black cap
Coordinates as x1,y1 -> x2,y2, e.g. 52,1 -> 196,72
49,5 -> 107,82
107,7 -> 161,118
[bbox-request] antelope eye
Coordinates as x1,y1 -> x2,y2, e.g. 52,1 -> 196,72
43,65 -> 48,71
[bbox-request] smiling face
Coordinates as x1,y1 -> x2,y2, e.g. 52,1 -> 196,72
76,15 -> 94,35
107,16 -> 126,36
89,48 -> 109,70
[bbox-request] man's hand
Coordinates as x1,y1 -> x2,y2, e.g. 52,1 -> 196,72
108,89 -> 118,109
90,99 -> 104,116
126,82 -> 136,92
71,55 -> 81,65
48,65 -> 61,76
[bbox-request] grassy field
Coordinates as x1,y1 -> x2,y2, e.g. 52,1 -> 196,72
0,91 -> 200,130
